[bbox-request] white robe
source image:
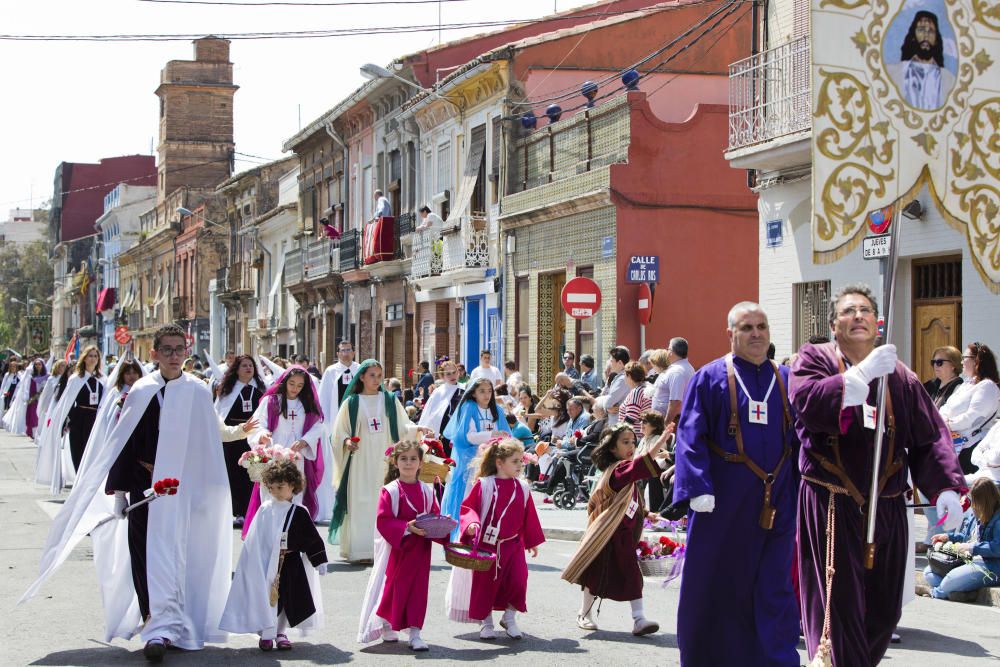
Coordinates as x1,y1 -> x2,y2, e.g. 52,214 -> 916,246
20,371 -> 232,650
220,500 -> 324,639
317,361 -> 359,522
246,395 -> 321,508
34,373 -> 93,493
214,378 -> 263,419
34,374 -> 60,437
417,382 -> 462,435
331,393 -> 418,561
3,369 -> 30,434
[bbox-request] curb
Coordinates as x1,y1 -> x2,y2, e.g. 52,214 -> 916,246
543,526 -> 584,541
915,570 -> 1000,607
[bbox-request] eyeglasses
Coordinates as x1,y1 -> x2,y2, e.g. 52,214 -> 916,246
838,306 -> 875,318
930,359 -> 950,367
155,346 -> 186,358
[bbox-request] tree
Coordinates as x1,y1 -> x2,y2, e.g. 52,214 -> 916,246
0,241 -> 55,354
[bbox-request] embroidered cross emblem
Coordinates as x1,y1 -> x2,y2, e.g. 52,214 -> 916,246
289,410 -> 297,419
752,405 -> 765,420
370,418 -> 382,430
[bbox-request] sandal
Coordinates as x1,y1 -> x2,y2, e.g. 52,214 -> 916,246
258,638 -> 274,651
276,633 -> 292,650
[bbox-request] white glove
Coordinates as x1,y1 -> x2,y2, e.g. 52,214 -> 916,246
316,563 -> 328,576
935,490 -> 964,533
690,494 -> 715,513
113,491 -> 128,519
856,344 -> 897,384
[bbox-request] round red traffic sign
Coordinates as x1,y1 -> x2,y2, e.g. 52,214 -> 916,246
114,326 -> 131,345
637,282 -> 653,326
868,204 -> 893,234
561,277 -> 602,320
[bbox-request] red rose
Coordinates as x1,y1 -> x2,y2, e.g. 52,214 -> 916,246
153,481 -> 165,495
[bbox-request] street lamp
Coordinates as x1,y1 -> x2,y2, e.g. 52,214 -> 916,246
176,207 -> 230,231
28,299 -> 52,310
360,63 -> 464,111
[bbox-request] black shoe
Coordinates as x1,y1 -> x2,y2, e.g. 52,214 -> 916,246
144,639 -> 168,663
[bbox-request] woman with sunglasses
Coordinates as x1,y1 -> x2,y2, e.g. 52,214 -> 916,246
926,346 -> 964,408
941,342 -> 1000,474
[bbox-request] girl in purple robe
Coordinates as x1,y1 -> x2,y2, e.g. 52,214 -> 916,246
243,366 -> 325,537
562,423 -> 668,635
450,437 -> 544,640
26,359 -> 48,439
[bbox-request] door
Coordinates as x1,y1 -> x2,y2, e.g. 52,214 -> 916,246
912,257 -> 962,384
913,303 -> 960,383
465,297 -> 482,371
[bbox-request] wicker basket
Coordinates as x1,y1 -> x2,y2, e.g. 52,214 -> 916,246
445,542 -> 496,571
418,459 -> 452,484
638,557 -> 676,578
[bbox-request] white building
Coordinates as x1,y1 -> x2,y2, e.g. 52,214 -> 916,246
0,209 -> 47,247
724,0 -> 999,385
95,184 -> 156,354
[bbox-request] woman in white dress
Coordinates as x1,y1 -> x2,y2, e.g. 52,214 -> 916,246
940,342 -> 1000,474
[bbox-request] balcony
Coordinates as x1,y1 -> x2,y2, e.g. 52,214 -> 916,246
284,249 -> 303,285
171,296 -> 190,320
413,215 -> 491,281
215,266 -> 228,292
725,35 -> 811,170
227,261 -> 256,296
304,239 -> 338,280
339,230 -> 360,272
411,228 -> 442,278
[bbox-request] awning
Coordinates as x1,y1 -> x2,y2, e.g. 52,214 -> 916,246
268,253 -> 286,319
445,124 -> 487,224
96,288 -> 116,313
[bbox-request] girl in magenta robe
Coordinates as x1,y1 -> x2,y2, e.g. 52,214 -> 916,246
358,441 -> 444,651
26,359 -> 49,439
562,423 -> 667,635
450,437 -> 544,640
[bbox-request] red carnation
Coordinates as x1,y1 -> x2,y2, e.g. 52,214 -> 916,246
573,430 -> 583,438
659,536 -> 671,545
167,487 -> 178,496
350,436 -> 361,443
443,458 -> 456,466
153,481 -> 165,495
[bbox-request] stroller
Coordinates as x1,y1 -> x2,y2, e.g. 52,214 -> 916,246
549,445 -> 597,510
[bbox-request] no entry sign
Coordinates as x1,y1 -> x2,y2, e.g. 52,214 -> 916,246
561,277 -> 602,319
637,282 -> 653,326
114,326 -> 131,345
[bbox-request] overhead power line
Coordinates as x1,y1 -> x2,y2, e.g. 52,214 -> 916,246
140,0 -> 471,5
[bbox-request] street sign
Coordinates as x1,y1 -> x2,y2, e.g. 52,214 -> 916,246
561,277 -> 602,320
868,205 -> 893,235
626,255 -> 659,284
876,317 -> 885,337
637,283 -> 653,326
602,236 -> 614,259
863,234 -> 891,259
114,326 -> 131,345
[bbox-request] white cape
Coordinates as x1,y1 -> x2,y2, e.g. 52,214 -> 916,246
20,371 -> 232,650
357,481 -> 434,643
214,378 -> 263,420
221,501 -> 323,638
34,373 -> 90,493
3,369 -> 30,434
418,382 -> 462,435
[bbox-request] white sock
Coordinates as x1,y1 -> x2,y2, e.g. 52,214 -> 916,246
630,599 -> 644,621
482,613 -> 495,628
580,590 -> 597,618
277,613 -> 289,634
409,627 -> 422,640
502,606 -> 516,623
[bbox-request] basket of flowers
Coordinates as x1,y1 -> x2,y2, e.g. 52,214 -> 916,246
238,445 -> 301,483
928,541 -> 969,578
637,535 -> 685,578
419,438 -> 455,484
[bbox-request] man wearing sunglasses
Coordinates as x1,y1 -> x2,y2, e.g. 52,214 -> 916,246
789,284 -> 965,666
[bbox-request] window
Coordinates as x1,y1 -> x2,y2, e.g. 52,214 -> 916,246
363,166 -> 373,222
515,276 -> 530,372
423,151 -> 433,206
794,280 -> 831,351
422,320 -> 433,370
575,267 -> 595,358
437,142 -> 451,197
386,303 -> 404,321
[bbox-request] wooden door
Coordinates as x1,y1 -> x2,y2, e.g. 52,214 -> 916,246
551,272 -> 567,381
913,302 -> 960,383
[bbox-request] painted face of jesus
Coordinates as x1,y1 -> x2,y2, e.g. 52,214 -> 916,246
285,373 -> 306,400
914,17 -> 938,58
361,365 -> 384,394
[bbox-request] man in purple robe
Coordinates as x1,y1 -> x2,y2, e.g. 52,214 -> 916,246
790,283 -> 965,666
674,302 -> 800,667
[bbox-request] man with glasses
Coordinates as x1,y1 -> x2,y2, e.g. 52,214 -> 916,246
563,351 -> 581,379
318,340 -> 360,523
34,324 -> 232,661
790,283 -> 965,666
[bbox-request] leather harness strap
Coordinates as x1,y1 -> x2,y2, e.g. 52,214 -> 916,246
805,351 -> 902,508
707,356 -> 793,530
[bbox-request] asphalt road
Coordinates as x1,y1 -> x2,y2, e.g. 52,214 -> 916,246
3,430 -> 999,666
